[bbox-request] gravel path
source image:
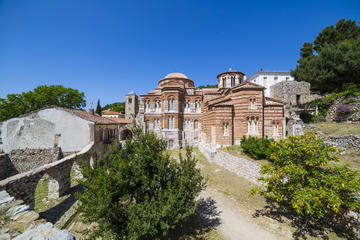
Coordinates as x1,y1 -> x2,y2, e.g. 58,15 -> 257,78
201,189 -> 286,240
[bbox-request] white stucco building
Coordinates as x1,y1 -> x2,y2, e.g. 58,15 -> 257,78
247,70 -> 294,97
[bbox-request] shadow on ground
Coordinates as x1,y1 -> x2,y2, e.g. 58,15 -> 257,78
253,199 -> 359,240
39,184 -> 83,224
165,197 -> 222,239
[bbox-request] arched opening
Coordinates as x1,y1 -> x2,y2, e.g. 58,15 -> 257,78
34,173 -> 60,212
120,129 -> 133,140
299,112 -> 313,123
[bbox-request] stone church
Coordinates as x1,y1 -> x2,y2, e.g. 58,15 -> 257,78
137,70 -> 285,149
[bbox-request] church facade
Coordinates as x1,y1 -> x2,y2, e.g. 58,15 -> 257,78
138,70 -> 285,149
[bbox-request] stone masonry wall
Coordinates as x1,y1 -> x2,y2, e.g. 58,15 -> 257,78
270,81 -> 313,105
7,147 -> 63,177
0,143 -> 93,208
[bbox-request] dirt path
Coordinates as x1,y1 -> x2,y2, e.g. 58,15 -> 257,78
201,189 -> 287,240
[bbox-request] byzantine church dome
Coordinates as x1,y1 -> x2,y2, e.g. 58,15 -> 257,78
158,72 -> 194,88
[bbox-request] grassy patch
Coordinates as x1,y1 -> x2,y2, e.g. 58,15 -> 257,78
338,150 -> 360,172
308,122 -> 360,136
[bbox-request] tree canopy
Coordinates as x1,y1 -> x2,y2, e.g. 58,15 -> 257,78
291,19 -> 360,94
95,99 -> 102,115
0,85 -> 86,122
76,125 -> 206,239
197,84 -> 218,89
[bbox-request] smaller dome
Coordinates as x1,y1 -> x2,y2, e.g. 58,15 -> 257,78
163,73 -> 189,80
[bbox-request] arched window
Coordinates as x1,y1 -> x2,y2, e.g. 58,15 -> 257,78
273,121 -> 280,136
222,77 -> 226,88
168,140 -> 174,149
145,120 -> 150,132
247,117 -> 259,136
231,76 -> 235,87
144,100 -> 150,113
195,100 -> 201,113
249,98 -> 256,110
184,100 -> 191,113
168,98 -> 174,111
168,116 -> 175,129
194,120 -> 199,129
223,122 -> 229,136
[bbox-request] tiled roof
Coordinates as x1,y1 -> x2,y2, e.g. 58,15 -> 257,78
107,117 -> 133,124
102,111 -> 123,115
61,108 -> 120,125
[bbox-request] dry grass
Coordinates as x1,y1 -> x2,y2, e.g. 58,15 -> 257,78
308,122 -> 360,136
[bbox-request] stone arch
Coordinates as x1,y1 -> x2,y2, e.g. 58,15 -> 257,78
120,128 -> 133,140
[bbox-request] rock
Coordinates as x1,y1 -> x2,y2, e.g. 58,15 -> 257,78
9,211 -> 39,233
6,204 -> 29,218
0,200 -> 23,216
0,233 -> 10,240
0,191 -> 14,206
12,222 -> 53,240
49,230 -> 76,240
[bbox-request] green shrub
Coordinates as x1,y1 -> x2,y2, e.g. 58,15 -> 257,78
76,125 -> 206,239
250,131 -> 360,221
240,136 -> 274,160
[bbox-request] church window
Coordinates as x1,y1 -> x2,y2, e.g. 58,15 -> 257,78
168,140 -> 174,149
168,116 -> 175,129
155,100 -> 161,112
194,120 -> 199,129
247,117 -> 259,136
222,77 -> 226,88
231,76 -> 235,87
129,98 -> 132,103
273,121 -> 280,136
144,100 -> 150,113
184,100 -> 191,113
195,100 -> 201,113
168,98 -> 174,111
223,122 -> 229,136
250,98 -> 256,110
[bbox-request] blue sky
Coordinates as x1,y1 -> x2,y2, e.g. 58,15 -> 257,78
0,0 -> 359,107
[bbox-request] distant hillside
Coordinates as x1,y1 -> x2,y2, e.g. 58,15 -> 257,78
102,102 -> 125,113
197,84 -> 217,89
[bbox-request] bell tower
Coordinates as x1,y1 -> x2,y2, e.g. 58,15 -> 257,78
125,91 -> 138,119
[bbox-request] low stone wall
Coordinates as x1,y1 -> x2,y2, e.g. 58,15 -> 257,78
0,143 -> 93,208
198,145 -> 261,185
326,96 -> 360,122
323,135 -> 360,150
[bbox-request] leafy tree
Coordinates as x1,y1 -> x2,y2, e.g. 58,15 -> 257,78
291,19 -> 360,93
197,84 -> 218,89
95,99 -> 102,115
76,125 -> 206,239
240,136 -> 274,160
0,85 -> 86,121
299,42 -> 313,59
250,132 -> 360,224
102,102 -> 125,113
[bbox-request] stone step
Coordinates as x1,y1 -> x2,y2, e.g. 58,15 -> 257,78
0,191 -> 14,206
0,200 -> 24,216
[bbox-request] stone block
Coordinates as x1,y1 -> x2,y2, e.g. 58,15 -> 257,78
0,191 -> 14,206
6,204 -> 29,218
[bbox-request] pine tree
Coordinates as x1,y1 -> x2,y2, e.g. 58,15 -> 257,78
76,125 -> 206,239
95,99 -> 102,115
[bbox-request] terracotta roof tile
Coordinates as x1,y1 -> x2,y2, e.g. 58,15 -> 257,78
107,117 -> 133,124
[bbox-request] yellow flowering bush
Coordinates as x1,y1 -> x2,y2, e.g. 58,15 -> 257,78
250,131 -> 360,220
